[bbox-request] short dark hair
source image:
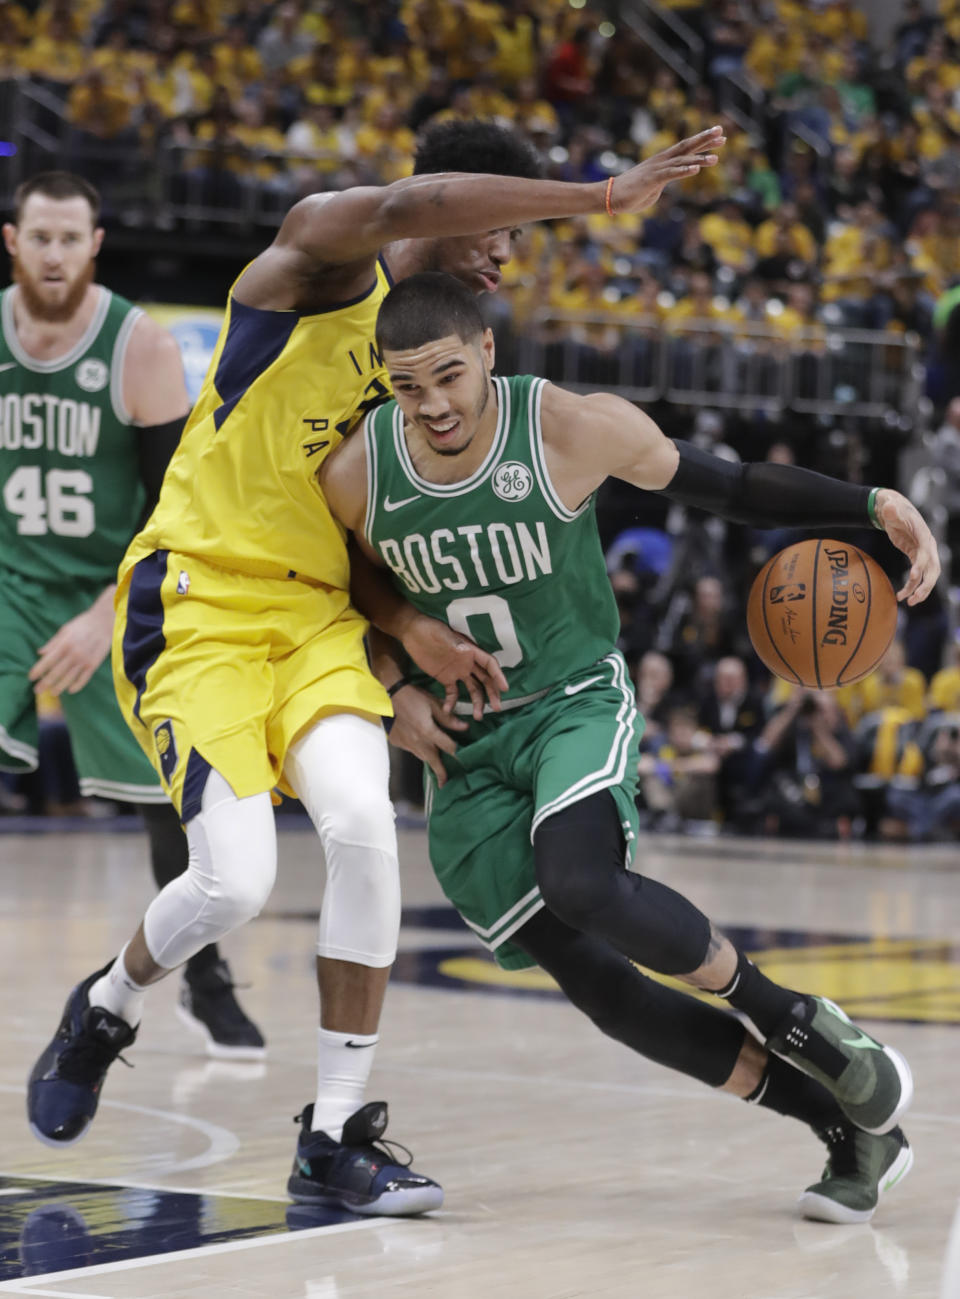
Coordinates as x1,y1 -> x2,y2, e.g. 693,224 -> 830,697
414,119 -> 543,179
376,272 -> 484,354
13,172 -> 101,226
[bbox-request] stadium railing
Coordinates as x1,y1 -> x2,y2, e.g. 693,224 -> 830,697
513,311 -> 924,422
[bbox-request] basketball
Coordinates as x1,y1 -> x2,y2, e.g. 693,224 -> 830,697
746,539 -> 898,688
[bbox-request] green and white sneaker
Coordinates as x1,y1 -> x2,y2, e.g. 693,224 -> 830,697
766,997 -> 913,1134
799,1124 -> 913,1224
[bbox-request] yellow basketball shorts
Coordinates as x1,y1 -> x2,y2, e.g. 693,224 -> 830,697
112,549 -> 390,820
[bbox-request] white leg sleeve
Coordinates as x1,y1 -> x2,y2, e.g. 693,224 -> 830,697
283,713 -> 400,968
143,770 -> 277,970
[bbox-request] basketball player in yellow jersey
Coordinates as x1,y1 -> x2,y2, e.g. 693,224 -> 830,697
28,118 -> 727,1212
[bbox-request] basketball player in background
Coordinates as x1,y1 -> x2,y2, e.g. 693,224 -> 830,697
321,272 -> 939,1223
1,172 -> 264,1057
27,119 -> 731,1215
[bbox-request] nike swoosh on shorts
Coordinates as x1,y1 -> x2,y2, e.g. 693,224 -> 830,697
564,675 -> 604,696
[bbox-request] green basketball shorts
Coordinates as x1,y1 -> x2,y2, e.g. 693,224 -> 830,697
425,650 -> 644,970
0,567 -> 164,802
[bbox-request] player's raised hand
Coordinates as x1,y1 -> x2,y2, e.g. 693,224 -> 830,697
387,684 -> 468,787
609,126 -> 725,213
29,588 -> 115,696
874,488 -> 941,604
400,613 -> 507,719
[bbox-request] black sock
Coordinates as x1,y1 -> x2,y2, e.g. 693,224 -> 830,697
745,1054 -> 845,1133
716,949 -> 805,1037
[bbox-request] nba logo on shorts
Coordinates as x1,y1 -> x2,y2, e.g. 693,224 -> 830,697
154,720 -> 178,784
177,570 -> 190,595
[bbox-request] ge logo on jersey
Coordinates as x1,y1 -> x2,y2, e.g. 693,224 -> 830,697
492,462 -> 532,502
75,359 -> 108,392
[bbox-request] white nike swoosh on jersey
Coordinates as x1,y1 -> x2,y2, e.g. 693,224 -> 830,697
0,362 -> 17,372
383,494 -> 421,512
564,675 -> 604,696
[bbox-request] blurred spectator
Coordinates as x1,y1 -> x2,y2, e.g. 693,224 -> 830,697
840,640 -> 927,726
929,641 -> 960,713
638,704 -> 720,830
755,689 -> 861,839
883,720 -> 960,842
256,1 -> 315,74
634,649 -> 682,742
542,22 -> 595,121
657,574 -> 750,692
697,655 -> 765,824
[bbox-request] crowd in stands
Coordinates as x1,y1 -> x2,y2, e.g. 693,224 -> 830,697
2,0 -> 960,358
5,0 -> 960,840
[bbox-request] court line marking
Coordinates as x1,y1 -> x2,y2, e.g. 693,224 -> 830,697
0,1169 -> 287,1203
0,1086 -> 237,1177
0,1289 -> 115,1298
0,1217 -> 383,1291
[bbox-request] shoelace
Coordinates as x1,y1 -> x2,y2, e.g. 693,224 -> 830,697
291,1114 -> 414,1169
57,1034 -> 133,1084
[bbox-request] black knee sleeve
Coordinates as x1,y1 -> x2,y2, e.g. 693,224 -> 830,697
515,909 -> 744,1088
533,791 -> 711,976
137,800 -> 188,890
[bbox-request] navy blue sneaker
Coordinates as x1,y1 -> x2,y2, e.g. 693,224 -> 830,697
27,963 -> 137,1147
287,1102 -> 443,1216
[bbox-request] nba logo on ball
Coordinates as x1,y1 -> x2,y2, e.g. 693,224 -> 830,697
153,720 -> 178,784
493,462 -> 532,501
747,539 -> 897,688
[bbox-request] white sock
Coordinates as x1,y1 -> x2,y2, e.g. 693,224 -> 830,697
87,944 -> 147,1028
311,1027 -> 379,1140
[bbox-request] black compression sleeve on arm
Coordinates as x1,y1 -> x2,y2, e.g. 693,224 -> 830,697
137,415 -> 188,521
661,439 -> 874,530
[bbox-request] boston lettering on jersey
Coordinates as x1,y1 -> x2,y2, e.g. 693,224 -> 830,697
364,374 -> 620,704
380,519 -> 552,594
0,393 -> 101,456
0,285 -> 145,586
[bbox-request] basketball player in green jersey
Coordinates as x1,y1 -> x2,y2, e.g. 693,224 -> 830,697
0,172 -> 263,1056
322,272 -> 939,1224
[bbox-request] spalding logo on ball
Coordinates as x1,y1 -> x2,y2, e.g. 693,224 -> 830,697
747,539 -> 897,688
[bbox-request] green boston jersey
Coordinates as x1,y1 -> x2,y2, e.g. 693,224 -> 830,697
364,373 -> 620,706
0,285 -> 146,586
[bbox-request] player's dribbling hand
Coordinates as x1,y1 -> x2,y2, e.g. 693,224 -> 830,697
387,685 -> 468,787
874,489 -> 941,604
401,614 -> 507,719
610,126 -> 725,213
28,590 -> 115,696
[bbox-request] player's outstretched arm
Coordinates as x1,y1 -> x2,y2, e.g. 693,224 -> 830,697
237,126 -> 724,306
539,386 -> 940,605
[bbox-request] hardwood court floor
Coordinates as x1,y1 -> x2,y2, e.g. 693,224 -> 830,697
1,821 -> 958,1298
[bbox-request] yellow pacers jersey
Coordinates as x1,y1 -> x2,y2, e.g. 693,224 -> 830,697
122,258 -> 393,587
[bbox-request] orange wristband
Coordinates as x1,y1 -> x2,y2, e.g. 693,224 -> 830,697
604,175 -> 615,217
